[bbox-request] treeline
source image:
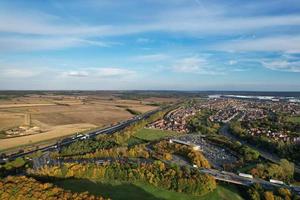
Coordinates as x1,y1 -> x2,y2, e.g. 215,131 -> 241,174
59,139 -> 118,157
68,144 -> 150,160
153,140 -> 211,168
229,121 -> 300,163
187,109 -> 220,134
31,160 -> 216,196
0,176 -> 107,200
247,183 -> 298,200
0,157 -> 28,177
249,159 -> 294,183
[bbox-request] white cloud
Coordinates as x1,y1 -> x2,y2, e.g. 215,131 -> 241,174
172,56 -> 222,74
261,60 -> 300,72
67,71 -> 89,77
173,57 -> 206,73
0,68 -> 39,78
63,67 -> 136,78
0,36 -> 108,52
214,35 -> 300,52
229,60 -> 237,65
0,11 -> 110,36
94,67 -> 135,77
1,6 -> 300,37
132,54 -> 169,62
136,38 -> 152,44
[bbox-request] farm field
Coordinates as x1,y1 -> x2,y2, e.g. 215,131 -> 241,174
53,179 -> 245,200
0,123 -> 97,151
0,92 -> 174,151
134,128 -> 181,141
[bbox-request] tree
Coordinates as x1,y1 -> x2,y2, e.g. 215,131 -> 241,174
277,188 -> 291,200
263,191 -> 275,200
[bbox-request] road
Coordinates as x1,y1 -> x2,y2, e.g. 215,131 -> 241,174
219,124 -> 300,174
0,106 -> 166,163
31,152 -> 300,195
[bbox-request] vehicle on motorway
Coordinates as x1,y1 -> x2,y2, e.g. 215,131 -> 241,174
95,160 -> 109,165
80,134 -> 90,140
238,173 -> 253,179
270,179 -> 284,185
0,157 -> 8,164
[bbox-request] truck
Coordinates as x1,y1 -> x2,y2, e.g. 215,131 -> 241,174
270,179 -> 284,185
238,173 -> 253,179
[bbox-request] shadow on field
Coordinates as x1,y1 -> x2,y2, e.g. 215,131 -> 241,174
52,178 -> 164,200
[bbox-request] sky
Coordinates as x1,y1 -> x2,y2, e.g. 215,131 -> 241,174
0,0 -> 300,91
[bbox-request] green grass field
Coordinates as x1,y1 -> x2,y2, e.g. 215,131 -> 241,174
287,116 -> 300,124
134,128 -> 180,141
53,179 -> 245,200
125,137 -> 146,146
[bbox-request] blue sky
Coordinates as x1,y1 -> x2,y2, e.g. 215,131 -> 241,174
0,0 -> 300,90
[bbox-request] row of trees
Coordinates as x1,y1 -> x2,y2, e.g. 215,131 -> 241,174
247,183 -> 297,200
249,159 -> 295,183
69,144 -> 150,159
30,160 -> 216,196
60,139 -> 118,157
0,176 -> 107,200
153,140 -> 211,168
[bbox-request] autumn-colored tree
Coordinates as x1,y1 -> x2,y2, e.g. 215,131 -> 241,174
0,176 -> 108,200
31,160 -> 216,196
264,191 -> 275,200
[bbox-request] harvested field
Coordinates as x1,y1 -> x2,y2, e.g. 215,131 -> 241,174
0,93 -> 161,150
0,123 -> 97,151
0,103 -> 56,109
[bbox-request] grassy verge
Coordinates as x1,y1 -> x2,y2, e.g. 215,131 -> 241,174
52,179 -> 245,200
125,137 -> 147,146
134,128 -> 180,141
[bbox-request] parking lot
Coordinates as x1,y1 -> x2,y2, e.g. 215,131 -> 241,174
176,134 -> 238,169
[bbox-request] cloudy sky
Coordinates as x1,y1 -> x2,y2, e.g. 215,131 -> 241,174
0,0 -> 300,90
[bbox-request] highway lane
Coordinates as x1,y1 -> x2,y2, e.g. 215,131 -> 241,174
0,107 -> 164,163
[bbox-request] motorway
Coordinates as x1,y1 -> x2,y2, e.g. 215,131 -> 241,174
219,124 -> 300,174
0,107 -> 165,163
